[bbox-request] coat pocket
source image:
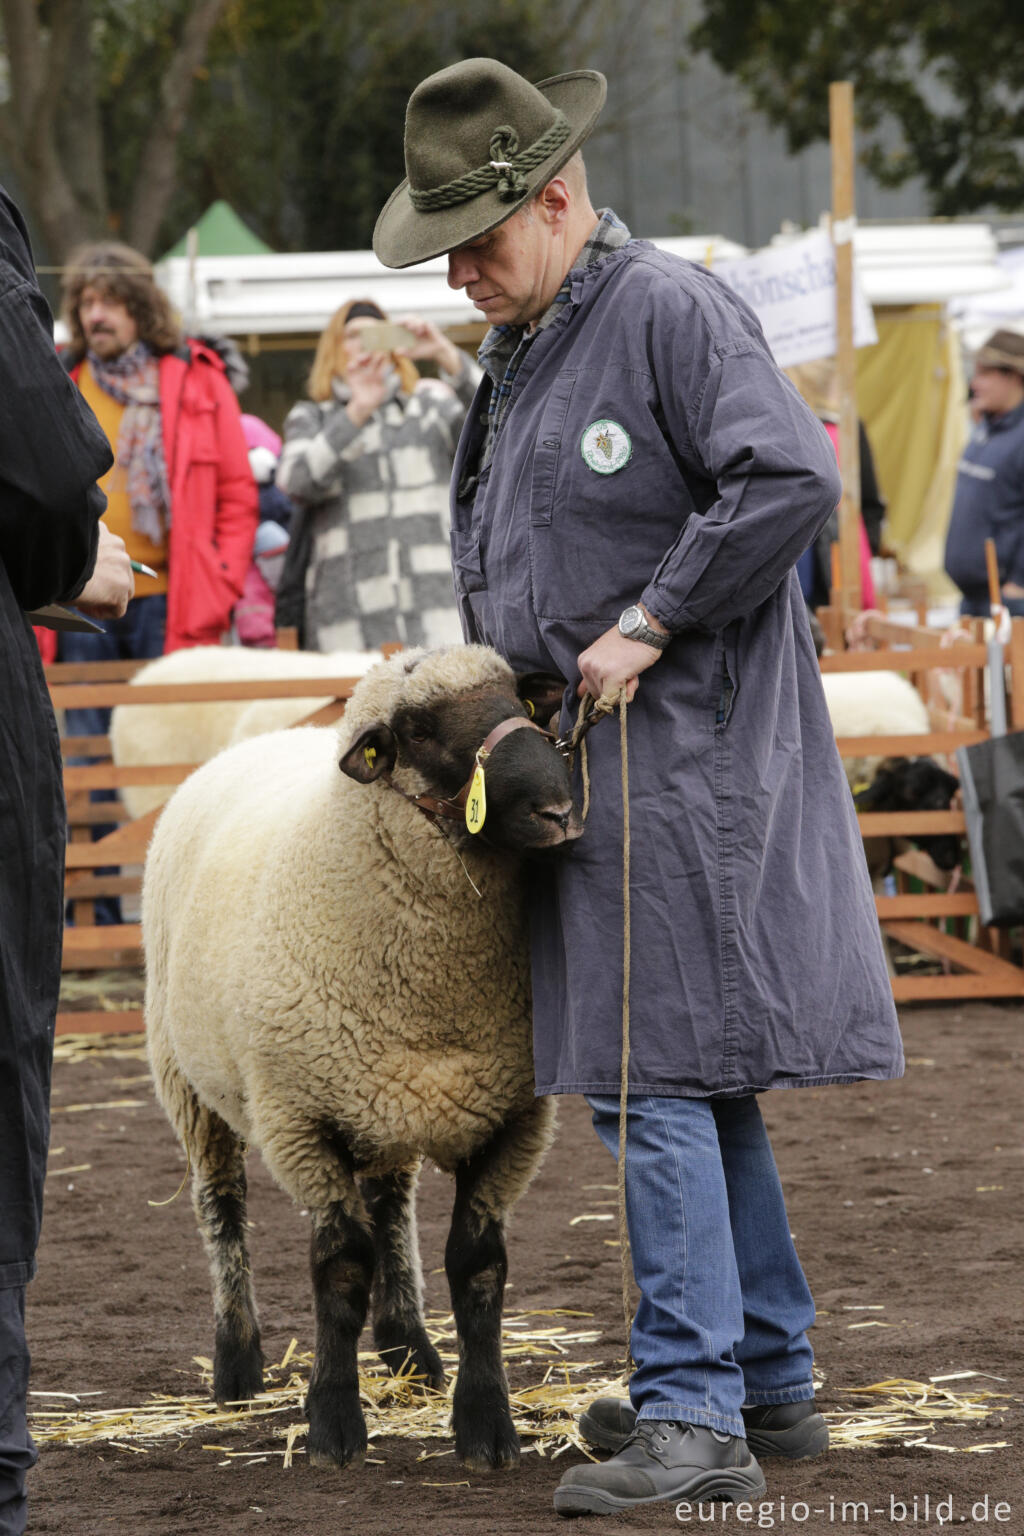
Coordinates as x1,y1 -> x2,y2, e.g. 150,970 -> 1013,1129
529,370 -> 577,527
450,458 -> 492,595
714,627 -> 740,729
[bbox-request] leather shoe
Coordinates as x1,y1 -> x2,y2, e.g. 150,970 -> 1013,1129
554,1420 -> 766,1516
580,1396 -> 828,1460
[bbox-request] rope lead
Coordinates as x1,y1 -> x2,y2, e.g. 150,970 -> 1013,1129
615,686 -> 635,1367
571,686 -> 636,1366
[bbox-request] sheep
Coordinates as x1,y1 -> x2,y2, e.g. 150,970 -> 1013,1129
143,645 -> 580,1471
110,645 -> 382,819
820,669 -> 931,792
820,671 -> 962,875
854,757 -> 962,878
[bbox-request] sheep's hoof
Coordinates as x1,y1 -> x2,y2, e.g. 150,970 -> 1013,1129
455,1407 -> 521,1470
308,1441 -> 365,1471
213,1336 -> 264,1406
305,1385 -> 367,1469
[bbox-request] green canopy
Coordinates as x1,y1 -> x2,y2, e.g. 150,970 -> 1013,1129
161,200 -> 273,259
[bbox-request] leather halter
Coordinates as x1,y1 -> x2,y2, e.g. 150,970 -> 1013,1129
382,715 -> 555,828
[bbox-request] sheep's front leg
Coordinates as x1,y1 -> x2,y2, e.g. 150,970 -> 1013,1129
261,1122 -> 374,1468
445,1097 -> 556,1470
362,1165 -> 445,1390
306,1195 -> 375,1468
190,1108 -> 264,1405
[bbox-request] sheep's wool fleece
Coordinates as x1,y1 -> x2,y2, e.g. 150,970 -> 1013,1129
143,648 -> 538,1196
822,670 -> 929,789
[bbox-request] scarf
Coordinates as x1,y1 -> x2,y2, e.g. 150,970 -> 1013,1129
87,340 -> 170,545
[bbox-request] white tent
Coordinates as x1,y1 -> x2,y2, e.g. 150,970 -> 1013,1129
153,236 -> 749,337
948,245 -> 1024,355
152,223 -> 1008,340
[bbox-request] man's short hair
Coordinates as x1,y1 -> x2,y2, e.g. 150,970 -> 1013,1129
62,241 -> 182,360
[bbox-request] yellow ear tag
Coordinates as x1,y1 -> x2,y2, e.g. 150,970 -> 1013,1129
524,698 -> 535,718
364,745 -> 377,769
466,759 -> 487,834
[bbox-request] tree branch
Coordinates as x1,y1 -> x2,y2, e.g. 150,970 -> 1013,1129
1,0 -> 100,259
2,0 -> 44,131
126,0 -> 230,254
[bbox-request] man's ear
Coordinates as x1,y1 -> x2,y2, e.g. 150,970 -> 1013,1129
339,723 -> 398,783
516,672 -> 567,734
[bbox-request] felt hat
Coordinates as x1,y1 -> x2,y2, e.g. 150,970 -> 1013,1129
975,329 -> 1024,376
373,58 -> 606,269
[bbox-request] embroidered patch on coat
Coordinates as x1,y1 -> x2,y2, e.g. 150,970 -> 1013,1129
580,419 -> 632,474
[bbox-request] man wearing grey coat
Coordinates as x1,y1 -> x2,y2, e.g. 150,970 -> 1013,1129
375,60 -> 903,1516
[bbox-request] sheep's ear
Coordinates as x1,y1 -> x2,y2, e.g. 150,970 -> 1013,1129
339,723 -> 397,783
516,671 -> 567,734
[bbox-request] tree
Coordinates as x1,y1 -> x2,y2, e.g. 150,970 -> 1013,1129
691,0 -> 1024,216
0,0 -> 610,262
1,0 -> 230,260
163,0 -> 604,255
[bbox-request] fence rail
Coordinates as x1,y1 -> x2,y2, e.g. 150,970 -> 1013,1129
54,659 -> 365,1033
53,617 -> 1024,1029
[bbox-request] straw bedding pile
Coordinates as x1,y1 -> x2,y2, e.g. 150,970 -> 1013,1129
30,1316 -> 1010,1465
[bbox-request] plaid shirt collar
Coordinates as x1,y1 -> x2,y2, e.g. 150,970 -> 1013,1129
476,208 -> 631,468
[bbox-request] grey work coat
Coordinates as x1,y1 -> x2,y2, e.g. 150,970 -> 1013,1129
451,241 -> 903,1098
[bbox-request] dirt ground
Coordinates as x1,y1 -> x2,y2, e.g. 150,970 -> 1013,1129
26,1000 -> 1023,1536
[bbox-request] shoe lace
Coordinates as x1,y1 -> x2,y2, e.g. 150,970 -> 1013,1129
626,1419 -> 685,1460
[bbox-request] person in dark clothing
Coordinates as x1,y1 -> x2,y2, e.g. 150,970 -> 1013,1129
944,328 -> 1024,616
785,358 -> 887,610
0,185 -> 133,1536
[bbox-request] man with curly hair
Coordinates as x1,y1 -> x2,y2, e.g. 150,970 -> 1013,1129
60,242 -> 258,922
61,242 -> 257,660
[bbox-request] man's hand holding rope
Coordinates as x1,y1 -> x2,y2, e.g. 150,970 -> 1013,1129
576,605 -> 669,704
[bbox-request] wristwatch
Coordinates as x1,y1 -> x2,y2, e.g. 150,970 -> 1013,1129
618,605 -> 670,650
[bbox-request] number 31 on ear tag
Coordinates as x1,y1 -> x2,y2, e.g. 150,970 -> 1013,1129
466,760 -> 487,834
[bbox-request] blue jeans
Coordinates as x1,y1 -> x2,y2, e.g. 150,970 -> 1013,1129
61,594 -> 166,924
587,1094 -> 816,1438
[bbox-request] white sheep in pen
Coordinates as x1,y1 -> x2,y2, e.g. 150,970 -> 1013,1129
143,646 -> 580,1470
820,669 -> 930,789
110,645 -> 382,820
820,668 -> 961,875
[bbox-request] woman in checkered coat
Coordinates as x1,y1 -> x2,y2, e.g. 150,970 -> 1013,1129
275,300 -> 480,651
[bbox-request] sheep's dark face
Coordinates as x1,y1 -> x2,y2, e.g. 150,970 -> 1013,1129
340,675 -> 582,853
855,757 -> 962,872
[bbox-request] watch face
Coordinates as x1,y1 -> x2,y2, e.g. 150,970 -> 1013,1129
620,605 -> 643,635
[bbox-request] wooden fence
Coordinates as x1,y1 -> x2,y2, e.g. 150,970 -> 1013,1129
817,610 -> 1024,1002
53,657 -> 366,1036
53,617 -> 1024,1031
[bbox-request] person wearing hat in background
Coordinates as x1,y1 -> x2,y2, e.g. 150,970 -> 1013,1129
375,58 -> 903,1517
944,328 -> 1024,616
274,298 -> 481,650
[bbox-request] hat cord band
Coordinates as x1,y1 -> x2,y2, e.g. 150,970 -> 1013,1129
409,112 -> 571,212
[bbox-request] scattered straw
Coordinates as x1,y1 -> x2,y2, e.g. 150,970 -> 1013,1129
52,1032 -> 147,1065
51,1099 -> 147,1114
29,1320 -> 1013,1465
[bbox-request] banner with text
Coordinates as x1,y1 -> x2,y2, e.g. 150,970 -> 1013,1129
713,229 -> 877,368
